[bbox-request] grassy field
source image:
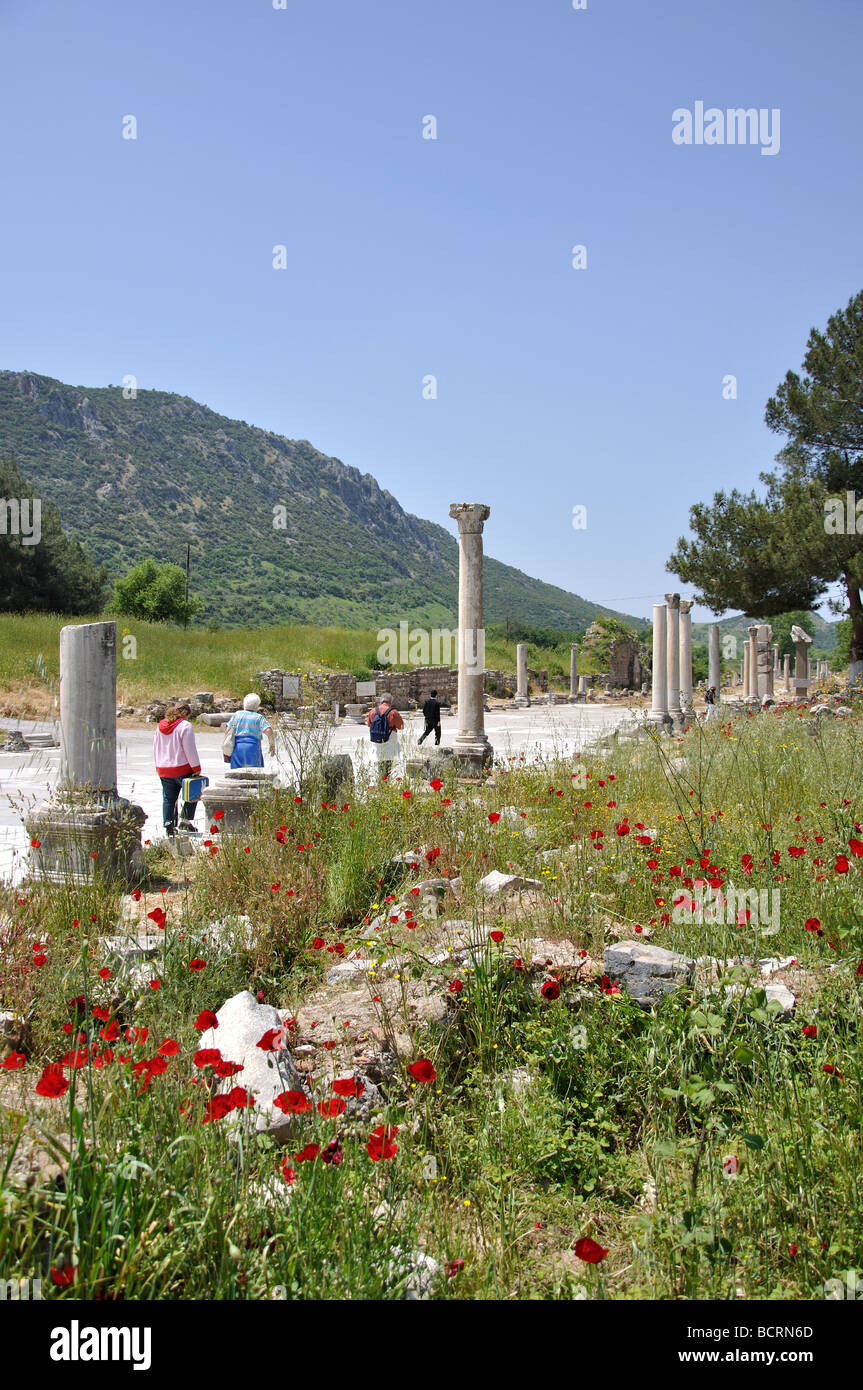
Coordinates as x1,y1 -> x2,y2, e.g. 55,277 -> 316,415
1,703 -> 861,1300
0,612 -> 602,712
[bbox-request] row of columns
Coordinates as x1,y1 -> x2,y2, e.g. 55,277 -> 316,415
651,593 -> 696,731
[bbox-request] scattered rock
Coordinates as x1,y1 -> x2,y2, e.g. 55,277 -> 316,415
604,940 -> 694,1007
198,991 -> 306,1144
478,870 -> 543,897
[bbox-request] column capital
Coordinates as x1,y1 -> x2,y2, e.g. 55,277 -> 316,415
449,502 -> 490,533
664,592 -> 680,608
679,599 -> 693,614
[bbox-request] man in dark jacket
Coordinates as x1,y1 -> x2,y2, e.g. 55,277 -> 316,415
418,689 -> 442,745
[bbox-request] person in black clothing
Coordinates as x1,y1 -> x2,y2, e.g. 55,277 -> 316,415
418,689 -> 442,745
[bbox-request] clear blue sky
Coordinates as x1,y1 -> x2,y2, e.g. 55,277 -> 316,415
1,0 -> 860,623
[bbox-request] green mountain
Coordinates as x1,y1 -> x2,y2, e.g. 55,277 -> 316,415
0,370 -> 647,633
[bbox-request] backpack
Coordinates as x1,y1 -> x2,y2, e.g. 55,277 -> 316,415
369,704 -> 392,743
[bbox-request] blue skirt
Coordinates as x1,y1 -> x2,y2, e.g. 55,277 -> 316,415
230,735 -> 264,769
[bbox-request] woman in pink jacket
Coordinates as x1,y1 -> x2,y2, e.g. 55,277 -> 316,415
153,703 -> 202,836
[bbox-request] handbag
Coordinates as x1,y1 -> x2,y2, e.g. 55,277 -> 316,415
181,775 -> 209,803
222,720 -> 236,758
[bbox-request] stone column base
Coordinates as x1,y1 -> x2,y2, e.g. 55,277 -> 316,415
201,775 -> 277,834
26,797 -> 147,885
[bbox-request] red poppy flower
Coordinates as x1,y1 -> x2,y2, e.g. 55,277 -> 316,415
317,1097 -> 346,1118
429,778 -> 443,791
256,1028 -> 284,1051
541,980 -> 561,1001
281,1160 -> 296,1185
489,930 -> 504,944
446,1258 -> 465,1277
149,979 -> 161,990
193,1048 -> 223,1069
99,1020 -> 120,1043
226,1086 -> 250,1109
332,1077 -> 365,1098
295,1143 -> 321,1163
36,1065 -> 69,1098
1,1051 -> 26,1070
448,979 -> 463,994
488,812 -> 501,824
202,1095 -> 233,1123
188,957 -> 207,972
91,1005 -> 110,1023
211,1058 -> 244,1078
194,1009 -> 218,1031
804,918 -> 822,934
97,968 -> 111,980
273,1090 -> 312,1114
408,1058 -> 436,1084
835,856 -> 850,875
50,1264 -> 76,1287
213,809 -> 225,820
788,846 -> 805,859
849,838 -> 863,858
311,937 -> 325,950
125,1026 -> 148,1045
573,1236 -> 608,1264
823,1064 -> 845,1080
366,1125 -> 398,1161
32,953 -> 47,968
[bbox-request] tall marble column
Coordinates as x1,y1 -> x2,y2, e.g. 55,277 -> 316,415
783,653 -> 791,693
791,624 -> 812,698
665,594 -> 681,725
58,621 -> 119,795
756,624 -> 774,698
747,625 -> 759,700
650,603 -> 670,730
27,621 -> 146,882
515,643 -> 530,707
449,504 -> 492,769
679,600 -> 694,715
708,623 -> 721,694
742,643 -> 750,696
569,644 -> 579,702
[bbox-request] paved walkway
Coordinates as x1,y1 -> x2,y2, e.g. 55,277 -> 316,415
0,704 -> 635,884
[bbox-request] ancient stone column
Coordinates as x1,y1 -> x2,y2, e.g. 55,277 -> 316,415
665,594 -> 681,725
515,643 -> 530,707
449,503 -> 492,770
772,643 -> 780,678
742,643 -> 750,696
756,624 -> 774,699
568,644 -> 578,702
708,623 -> 721,694
650,602 -> 670,730
27,620 -> 146,882
791,624 -> 812,698
578,675 -> 587,696
783,653 -> 791,692
679,600 -> 694,715
57,621 -> 118,794
747,625 -> 759,700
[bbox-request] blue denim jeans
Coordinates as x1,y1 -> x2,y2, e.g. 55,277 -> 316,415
160,777 -> 197,831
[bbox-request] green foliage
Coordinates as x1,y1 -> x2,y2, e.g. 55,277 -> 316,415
0,455 -> 107,614
110,558 -> 202,625
669,290 -> 863,661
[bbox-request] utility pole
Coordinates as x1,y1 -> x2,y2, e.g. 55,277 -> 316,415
184,544 -> 191,629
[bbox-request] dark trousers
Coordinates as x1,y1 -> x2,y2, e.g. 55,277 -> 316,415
418,721 -> 441,745
160,777 -> 197,831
